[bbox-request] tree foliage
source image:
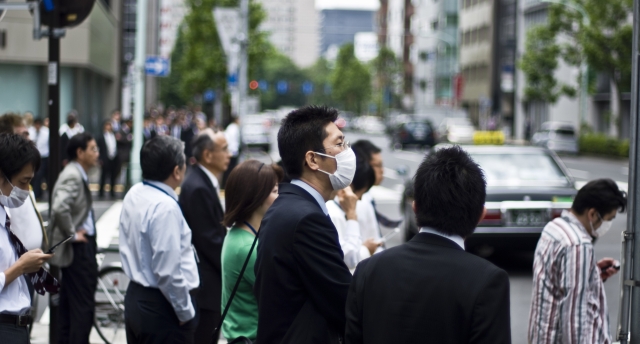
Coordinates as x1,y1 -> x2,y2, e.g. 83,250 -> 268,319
371,47 -> 402,116
252,52 -> 308,110
331,44 -> 372,114
303,58 -> 337,107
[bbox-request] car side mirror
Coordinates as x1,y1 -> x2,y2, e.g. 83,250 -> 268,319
396,165 -> 409,177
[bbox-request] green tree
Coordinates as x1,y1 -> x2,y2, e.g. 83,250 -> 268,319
331,44 -> 372,113
160,26 -> 188,107
371,47 -> 402,116
518,26 -> 576,105
303,57 -> 336,107
252,52 -> 307,110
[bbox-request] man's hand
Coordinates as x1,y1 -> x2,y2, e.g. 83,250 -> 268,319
75,229 -> 88,243
597,257 -> 620,281
16,249 -> 52,274
338,188 -> 359,221
363,238 -> 382,256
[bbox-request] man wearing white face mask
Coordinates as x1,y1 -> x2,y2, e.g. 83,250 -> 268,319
529,178 -> 627,344
254,106 -> 353,344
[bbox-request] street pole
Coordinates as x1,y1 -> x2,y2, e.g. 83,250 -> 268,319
238,0 -> 249,121
130,0 -> 148,185
618,0 -> 640,342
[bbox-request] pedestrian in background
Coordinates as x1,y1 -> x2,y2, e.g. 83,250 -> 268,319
120,136 -> 200,343
179,128 -> 230,344
58,111 -> 84,165
220,160 -> 283,342
97,120 -> 121,198
327,145 -> 380,270
254,106 -> 353,343
49,133 -> 100,344
528,178 -> 627,344
0,133 -> 56,344
223,116 -> 240,188
345,146 -> 511,344
29,118 -> 49,200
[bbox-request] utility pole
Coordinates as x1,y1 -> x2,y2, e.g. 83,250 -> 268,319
238,0 -> 249,120
130,0 -> 148,185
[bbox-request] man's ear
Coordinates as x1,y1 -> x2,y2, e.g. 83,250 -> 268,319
173,165 -> 181,180
478,207 -> 487,224
305,151 -> 319,171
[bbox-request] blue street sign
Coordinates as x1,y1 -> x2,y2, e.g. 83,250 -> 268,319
204,89 -> 215,102
227,73 -> 238,87
259,80 -> 268,91
145,56 -> 170,77
277,81 -> 288,94
302,81 -> 314,95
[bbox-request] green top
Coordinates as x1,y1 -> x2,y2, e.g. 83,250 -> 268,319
221,227 -> 258,340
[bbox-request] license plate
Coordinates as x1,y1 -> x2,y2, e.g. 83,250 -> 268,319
508,210 -> 547,226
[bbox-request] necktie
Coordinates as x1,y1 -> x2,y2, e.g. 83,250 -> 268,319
4,213 -> 60,295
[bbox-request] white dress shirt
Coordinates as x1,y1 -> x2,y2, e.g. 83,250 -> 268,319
119,181 -> 200,322
290,179 -> 328,215
104,131 -> 117,160
356,192 -> 384,254
224,123 -> 240,157
29,126 -> 50,158
419,227 -> 465,249
6,193 -> 43,250
326,199 -> 370,270
197,164 -> 220,195
72,162 -> 95,236
59,123 -> 84,138
0,206 -> 32,315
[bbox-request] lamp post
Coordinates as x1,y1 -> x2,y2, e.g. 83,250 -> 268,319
541,0 -> 590,127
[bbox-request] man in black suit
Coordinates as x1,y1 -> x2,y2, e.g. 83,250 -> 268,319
179,128 -> 230,344
345,146 -> 511,344
255,106 -> 353,343
97,120 -> 121,198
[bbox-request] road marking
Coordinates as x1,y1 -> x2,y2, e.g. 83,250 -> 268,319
394,151 -> 425,162
567,168 -> 590,179
575,181 -> 628,193
96,201 -> 123,249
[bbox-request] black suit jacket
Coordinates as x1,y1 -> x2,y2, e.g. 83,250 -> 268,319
345,233 -> 511,344
97,133 -> 120,164
254,183 -> 352,344
179,166 -> 226,311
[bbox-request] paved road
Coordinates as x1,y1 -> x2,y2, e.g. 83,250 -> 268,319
344,130 -> 629,344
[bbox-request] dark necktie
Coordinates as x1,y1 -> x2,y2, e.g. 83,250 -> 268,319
4,213 -> 60,295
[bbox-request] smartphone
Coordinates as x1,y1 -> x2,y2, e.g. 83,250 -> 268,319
46,234 -> 75,254
600,262 -> 621,273
380,228 -> 400,242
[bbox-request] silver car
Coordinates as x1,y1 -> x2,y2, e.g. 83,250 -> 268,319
531,121 -> 578,154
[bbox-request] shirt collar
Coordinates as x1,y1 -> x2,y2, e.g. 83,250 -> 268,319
198,164 -> 220,192
144,180 -> 179,201
291,179 -> 329,215
419,227 -> 465,250
71,161 -> 88,182
561,210 -> 592,238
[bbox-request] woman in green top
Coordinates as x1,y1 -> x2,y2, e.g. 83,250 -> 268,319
220,160 -> 283,341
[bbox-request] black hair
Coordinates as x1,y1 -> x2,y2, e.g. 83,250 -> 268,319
0,133 -> 41,180
141,135 -> 186,181
351,146 -> 375,192
277,105 -> 339,179
352,140 -> 382,161
67,133 -> 95,161
34,118 -> 43,125
191,130 -> 216,162
413,146 -> 486,237
276,160 -> 292,183
572,178 -> 627,216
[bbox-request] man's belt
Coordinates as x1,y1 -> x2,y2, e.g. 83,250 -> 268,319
0,314 -> 32,327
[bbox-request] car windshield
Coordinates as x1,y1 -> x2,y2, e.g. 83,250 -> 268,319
470,152 -> 570,187
554,128 -> 575,136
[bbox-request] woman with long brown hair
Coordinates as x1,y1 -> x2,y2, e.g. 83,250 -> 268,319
220,160 -> 283,341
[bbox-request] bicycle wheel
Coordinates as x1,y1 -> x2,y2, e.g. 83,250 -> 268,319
94,266 -> 129,344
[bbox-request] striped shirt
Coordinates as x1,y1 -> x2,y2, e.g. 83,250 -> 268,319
528,210 -> 610,344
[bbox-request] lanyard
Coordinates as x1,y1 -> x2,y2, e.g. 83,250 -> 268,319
244,221 -> 258,235
142,181 -> 179,205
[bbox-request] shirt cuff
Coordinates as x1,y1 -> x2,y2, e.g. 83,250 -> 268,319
0,272 -> 5,291
175,298 -> 196,323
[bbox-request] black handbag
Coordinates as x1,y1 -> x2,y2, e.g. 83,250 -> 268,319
211,230 -> 259,344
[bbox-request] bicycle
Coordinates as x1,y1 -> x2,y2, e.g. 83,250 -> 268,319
94,246 -> 129,344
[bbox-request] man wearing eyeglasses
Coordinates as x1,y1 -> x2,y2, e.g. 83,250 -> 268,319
49,133 -> 100,343
254,106 -> 353,344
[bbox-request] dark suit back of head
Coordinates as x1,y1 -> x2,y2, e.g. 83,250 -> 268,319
345,146 -> 511,344
140,136 -> 185,181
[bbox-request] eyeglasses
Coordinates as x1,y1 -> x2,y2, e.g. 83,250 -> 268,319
318,140 -> 350,153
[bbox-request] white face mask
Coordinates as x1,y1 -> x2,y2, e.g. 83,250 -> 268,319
315,148 -> 357,190
0,177 -> 30,209
590,212 -> 613,238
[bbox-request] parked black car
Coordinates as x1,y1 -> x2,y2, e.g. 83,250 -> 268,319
390,120 -> 437,149
400,144 -> 578,253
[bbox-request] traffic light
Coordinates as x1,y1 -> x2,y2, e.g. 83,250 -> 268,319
249,80 -> 259,90
40,0 -> 96,28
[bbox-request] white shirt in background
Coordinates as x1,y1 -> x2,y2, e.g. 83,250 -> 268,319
59,123 -> 84,138
29,126 -> 50,158
225,123 -> 240,157
0,206 -> 32,315
326,198 -> 371,271
104,131 -> 117,160
356,192 -> 384,254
